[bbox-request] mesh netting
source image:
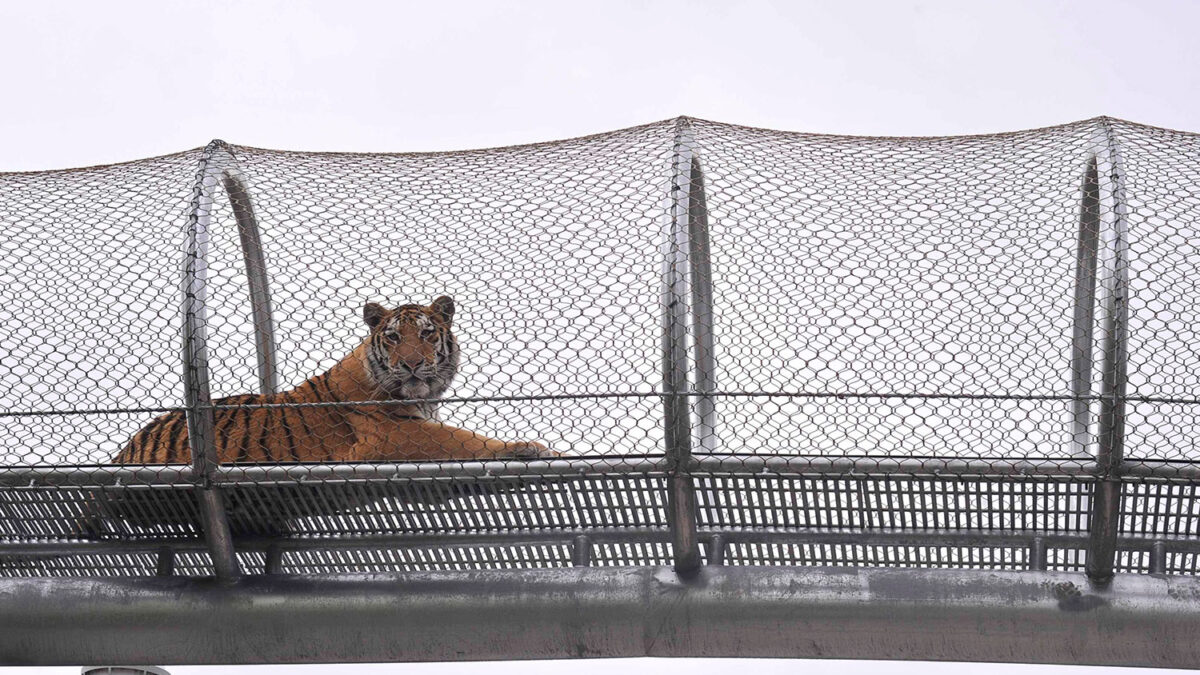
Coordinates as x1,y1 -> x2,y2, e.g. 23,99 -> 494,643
1,116 -> 1199,577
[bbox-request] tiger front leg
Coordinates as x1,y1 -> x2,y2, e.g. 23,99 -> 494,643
355,419 -> 557,461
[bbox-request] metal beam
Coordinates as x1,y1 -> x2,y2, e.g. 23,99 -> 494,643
12,453 -> 1200,491
4,568 -> 1200,667
12,527 -> 1200,570
0,454 -> 1137,489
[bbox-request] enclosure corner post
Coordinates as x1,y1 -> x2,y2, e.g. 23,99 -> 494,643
661,118 -> 705,575
181,141 -> 242,578
1085,121 -> 1131,586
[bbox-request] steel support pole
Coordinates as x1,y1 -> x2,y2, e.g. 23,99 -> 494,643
1069,155 -> 1101,457
1085,120 -> 1131,586
221,167 -> 278,395
661,118 -> 702,575
182,141 -> 242,578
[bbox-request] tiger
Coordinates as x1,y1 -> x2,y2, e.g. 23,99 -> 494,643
115,296 -> 553,465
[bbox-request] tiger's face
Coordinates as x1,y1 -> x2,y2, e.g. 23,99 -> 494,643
362,296 -> 460,401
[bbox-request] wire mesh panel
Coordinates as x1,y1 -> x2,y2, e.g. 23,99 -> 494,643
205,126 -> 674,465
1114,120 -> 1200,473
0,153 -> 199,467
689,119 -> 1105,468
1,117 -> 1199,579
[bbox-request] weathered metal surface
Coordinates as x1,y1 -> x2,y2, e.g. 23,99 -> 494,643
2,568 -> 1200,667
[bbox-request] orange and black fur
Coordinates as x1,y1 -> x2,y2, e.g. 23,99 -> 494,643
116,296 -> 551,465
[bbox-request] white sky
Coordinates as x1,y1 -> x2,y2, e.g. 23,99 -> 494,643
2,0 -> 1199,172
2,0 -> 1199,673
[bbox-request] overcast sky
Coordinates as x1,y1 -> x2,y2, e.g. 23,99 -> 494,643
2,0 -> 1199,673
2,0 -> 1199,172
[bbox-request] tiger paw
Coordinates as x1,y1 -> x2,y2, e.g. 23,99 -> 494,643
503,441 -> 560,459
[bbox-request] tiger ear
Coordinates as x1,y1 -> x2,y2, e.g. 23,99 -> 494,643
431,296 -> 455,325
363,302 -> 387,329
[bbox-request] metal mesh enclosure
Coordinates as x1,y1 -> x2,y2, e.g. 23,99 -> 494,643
2,116 -> 1199,580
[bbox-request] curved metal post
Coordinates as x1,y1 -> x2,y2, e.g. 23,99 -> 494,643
1086,119 -> 1131,585
688,155 -> 717,454
221,167 -> 278,395
1069,155 -> 1100,457
661,118 -> 702,574
182,141 -> 243,578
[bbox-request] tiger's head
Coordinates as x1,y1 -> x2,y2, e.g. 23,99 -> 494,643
362,296 -> 460,403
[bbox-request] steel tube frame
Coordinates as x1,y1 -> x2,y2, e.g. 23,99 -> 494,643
183,143 -> 241,577
221,166 -> 279,395
660,118 -> 704,574
687,154 -> 718,454
178,141 -> 278,578
1069,155 -> 1101,457
5,568 -> 1200,667
1085,121 -> 1132,585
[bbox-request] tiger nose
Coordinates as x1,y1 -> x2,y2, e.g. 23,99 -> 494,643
397,348 -> 425,371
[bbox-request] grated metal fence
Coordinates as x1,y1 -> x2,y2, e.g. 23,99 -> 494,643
2,116 -> 1200,580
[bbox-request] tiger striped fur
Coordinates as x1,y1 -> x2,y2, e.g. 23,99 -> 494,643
115,296 -> 552,464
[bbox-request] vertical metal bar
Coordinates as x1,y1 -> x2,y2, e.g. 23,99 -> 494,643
661,117 -> 701,575
707,534 -> 727,566
1070,155 -> 1101,457
1029,536 -> 1047,572
155,547 -> 175,577
688,155 -> 718,454
222,168 -> 279,395
1150,541 -> 1167,575
182,141 -> 242,578
1085,119 -> 1131,586
265,544 -> 284,575
571,535 -> 593,567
